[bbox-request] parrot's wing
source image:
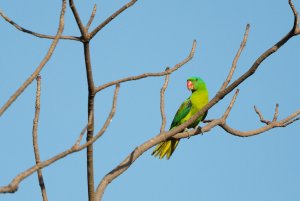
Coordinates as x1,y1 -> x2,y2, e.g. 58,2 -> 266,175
170,98 -> 192,129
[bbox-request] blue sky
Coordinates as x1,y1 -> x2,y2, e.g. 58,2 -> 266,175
1,0 -> 300,201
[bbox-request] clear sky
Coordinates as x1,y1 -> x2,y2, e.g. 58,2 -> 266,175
1,0 -> 300,201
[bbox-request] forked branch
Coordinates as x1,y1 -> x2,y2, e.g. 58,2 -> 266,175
0,10 -> 79,41
90,0 -> 138,39
0,0 -> 67,117
0,84 -> 120,194
95,40 -> 197,92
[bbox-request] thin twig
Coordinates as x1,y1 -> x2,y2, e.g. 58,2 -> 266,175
254,105 -> 271,124
95,40 -> 197,93
73,125 -> 88,148
32,75 -> 48,201
272,104 -> 279,122
221,89 -> 240,120
0,0 -> 66,117
78,84 -> 120,149
0,11 -> 79,41
160,68 -> 170,133
86,4 -> 97,31
0,84 -> 120,194
220,24 -> 250,90
90,0 -> 138,39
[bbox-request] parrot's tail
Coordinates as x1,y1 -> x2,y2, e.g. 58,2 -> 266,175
151,139 -> 180,159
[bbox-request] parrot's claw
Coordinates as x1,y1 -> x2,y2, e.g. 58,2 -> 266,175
196,126 -> 203,135
183,128 -> 191,139
184,128 -> 191,139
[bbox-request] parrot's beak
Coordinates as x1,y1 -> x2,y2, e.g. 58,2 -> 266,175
187,80 -> 193,90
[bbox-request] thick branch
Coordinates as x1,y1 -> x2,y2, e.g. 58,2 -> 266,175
0,0 -> 66,116
83,41 -> 96,201
95,40 -> 197,93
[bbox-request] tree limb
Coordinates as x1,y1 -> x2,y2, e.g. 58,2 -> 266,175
86,4 -> 97,31
95,40 -> 197,93
219,109 -> 300,137
0,10 -> 79,41
220,24 -> 250,90
0,0 -> 67,117
32,75 -> 48,201
159,68 -> 170,133
0,84 -> 120,194
90,0 -> 138,39
69,0 -> 86,37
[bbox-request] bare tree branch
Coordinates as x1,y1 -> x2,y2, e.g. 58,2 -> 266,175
254,105 -> 271,125
218,0 -> 300,99
83,41 -> 96,201
32,75 -> 48,201
272,104 -> 279,122
0,84 -> 120,194
160,68 -> 170,133
86,4 -> 97,31
77,84 -> 120,149
0,10 -> 79,41
95,40 -> 197,93
221,89 -> 240,120
220,24 -> 250,90
289,0 -> 300,34
67,1 -> 98,200
220,109 -> 300,137
90,0 -> 138,39
282,117 -> 300,127
73,125 -> 88,148
69,0 -> 86,37
0,0 -> 67,117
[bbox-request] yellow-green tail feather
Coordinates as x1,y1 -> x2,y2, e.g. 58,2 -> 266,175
151,139 -> 180,159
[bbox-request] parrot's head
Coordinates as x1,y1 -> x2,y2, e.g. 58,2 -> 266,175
187,77 -> 206,92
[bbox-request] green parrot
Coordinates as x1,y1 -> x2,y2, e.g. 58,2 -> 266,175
152,76 -> 209,159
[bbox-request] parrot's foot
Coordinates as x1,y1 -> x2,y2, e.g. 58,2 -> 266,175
195,126 -> 203,135
184,128 -> 191,139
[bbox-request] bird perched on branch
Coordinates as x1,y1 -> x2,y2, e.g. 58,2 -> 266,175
152,76 -> 209,159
